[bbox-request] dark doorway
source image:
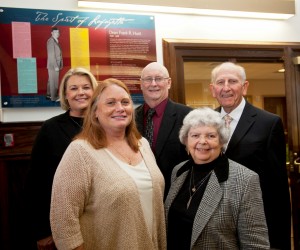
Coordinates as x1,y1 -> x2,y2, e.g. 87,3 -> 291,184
264,96 -> 287,131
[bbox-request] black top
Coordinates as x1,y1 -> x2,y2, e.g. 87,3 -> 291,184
24,111 -> 83,241
167,154 -> 227,250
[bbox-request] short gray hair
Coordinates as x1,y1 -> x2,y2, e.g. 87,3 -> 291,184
179,107 -> 230,150
211,62 -> 247,83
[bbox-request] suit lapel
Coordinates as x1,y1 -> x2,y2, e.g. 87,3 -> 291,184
226,102 -> 256,153
191,173 -> 222,247
165,165 -> 189,225
155,100 -> 176,156
135,104 -> 144,136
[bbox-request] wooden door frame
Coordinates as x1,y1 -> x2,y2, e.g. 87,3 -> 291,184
163,39 -> 300,249
163,38 -> 300,151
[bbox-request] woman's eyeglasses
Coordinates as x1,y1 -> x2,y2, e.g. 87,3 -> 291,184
141,77 -> 169,84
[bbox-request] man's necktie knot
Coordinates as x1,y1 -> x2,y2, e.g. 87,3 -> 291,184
224,114 -> 233,128
145,108 -> 155,146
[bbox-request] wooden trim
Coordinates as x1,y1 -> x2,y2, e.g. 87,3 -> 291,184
163,39 -> 300,249
163,39 -> 300,145
0,122 -> 42,249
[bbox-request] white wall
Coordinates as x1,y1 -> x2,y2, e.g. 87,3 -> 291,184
1,0 -> 300,122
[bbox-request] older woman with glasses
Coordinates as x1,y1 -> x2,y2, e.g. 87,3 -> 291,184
165,107 -> 270,249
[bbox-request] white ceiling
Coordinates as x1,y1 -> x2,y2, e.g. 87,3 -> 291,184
80,0 -> 295,14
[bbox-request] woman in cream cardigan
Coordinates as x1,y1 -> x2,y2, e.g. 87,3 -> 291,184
50,78 -> 166,250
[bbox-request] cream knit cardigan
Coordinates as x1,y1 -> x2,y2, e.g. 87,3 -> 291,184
50,137 -> 166,250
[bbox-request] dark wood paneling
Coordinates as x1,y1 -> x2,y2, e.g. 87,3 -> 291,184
0,122 -> 42,159
0,122 -> 42,250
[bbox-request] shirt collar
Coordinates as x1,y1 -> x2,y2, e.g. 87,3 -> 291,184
220,97 -> 246,121
143,98 -> 168,117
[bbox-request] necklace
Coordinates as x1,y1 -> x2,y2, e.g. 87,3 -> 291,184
70,117 -> 83,129
187,167 -> 213,209
109,144 -> 133,165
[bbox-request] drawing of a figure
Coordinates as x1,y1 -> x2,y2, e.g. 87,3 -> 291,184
46,27 -> 63,102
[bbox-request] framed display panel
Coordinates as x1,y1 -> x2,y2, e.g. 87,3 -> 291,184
0,7 -> 156,107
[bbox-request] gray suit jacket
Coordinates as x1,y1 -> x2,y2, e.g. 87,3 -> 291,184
135,99 -> 192,195
165,159 -> 270,249
47,37 -> 63,70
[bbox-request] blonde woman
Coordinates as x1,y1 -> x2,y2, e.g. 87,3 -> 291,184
25,67 -> 98,250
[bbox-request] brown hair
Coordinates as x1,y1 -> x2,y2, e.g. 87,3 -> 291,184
76,78 -> 141,151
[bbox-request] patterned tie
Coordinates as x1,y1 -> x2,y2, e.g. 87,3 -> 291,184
144,108 -> 155,146
224,114 -> 233,128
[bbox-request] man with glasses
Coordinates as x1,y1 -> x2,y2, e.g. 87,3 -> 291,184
135,62 -> 192,197
210,62 -> 291,250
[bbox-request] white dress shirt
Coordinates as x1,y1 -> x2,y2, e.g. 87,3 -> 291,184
221,98 -> 246,150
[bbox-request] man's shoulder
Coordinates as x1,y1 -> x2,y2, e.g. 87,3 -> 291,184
244,102 -> 281,121
47,37 -> 54,43
167,99 -> 192,113
135,104 -> 144,113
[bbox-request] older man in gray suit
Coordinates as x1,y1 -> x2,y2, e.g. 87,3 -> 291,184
47,27 -> 63,102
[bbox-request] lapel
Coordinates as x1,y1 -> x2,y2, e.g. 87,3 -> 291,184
166,157 -> 229,247
52,37 -> 61,49
155,100 -> 177,157
165,162 -> 189,225
190,173 -> 222,246
226,102 -> 256,153
135,104 -> 144,135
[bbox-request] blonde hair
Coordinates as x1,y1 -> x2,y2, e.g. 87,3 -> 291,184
76,78 -> 141,151
58,67 -> 98,110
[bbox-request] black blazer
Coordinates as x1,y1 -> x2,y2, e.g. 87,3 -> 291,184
24,111 -> 82,241
135,99 -> 192,195
219,101 -> 291,250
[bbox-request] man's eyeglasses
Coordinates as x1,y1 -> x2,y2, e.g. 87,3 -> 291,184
141,77 -> 169,84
